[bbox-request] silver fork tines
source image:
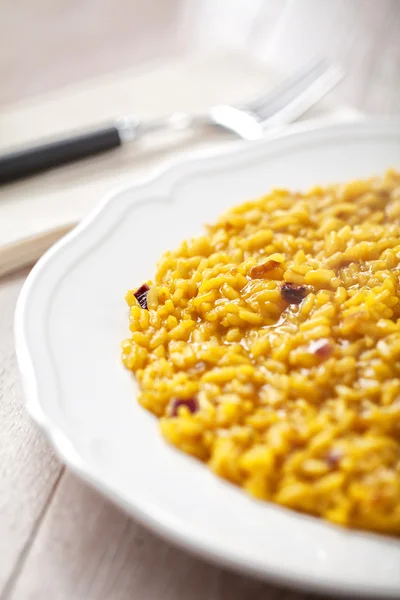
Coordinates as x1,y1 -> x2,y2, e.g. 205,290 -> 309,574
132,59 -> 344,142
239,59 -> 332,114
208,60 -> 344,140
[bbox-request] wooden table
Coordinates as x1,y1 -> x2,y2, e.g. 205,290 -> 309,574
0,1 -> 399,598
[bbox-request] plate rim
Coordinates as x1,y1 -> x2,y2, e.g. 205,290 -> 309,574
14,116 -> 400,598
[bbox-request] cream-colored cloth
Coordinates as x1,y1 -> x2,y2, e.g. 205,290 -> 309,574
0,52 -> 359,277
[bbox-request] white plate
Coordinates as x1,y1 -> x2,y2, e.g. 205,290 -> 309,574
15,119 -> 400,597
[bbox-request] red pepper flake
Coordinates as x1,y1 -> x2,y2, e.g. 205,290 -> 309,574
170,397 -> 199,417
250,260 -> 280,279
134,284 -> 149,310
325,449 -> 343,468
280,282 -> 308,304
308,339 -> 334,360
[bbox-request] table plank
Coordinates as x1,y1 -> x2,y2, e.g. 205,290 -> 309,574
8,472 -> 305,600
0,273 -> 62,592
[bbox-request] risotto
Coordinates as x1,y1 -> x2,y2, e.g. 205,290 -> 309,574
122,169 -> 400,535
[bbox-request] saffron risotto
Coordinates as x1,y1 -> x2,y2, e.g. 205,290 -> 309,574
122,170 -> 400,535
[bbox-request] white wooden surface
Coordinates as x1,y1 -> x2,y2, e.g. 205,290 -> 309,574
0,1 -> 399,598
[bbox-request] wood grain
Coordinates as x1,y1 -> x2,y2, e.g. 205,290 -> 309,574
8,472 -> 305,600
0,1 -> 399,598
0,273 -> 62,593
0,225 -> 75,279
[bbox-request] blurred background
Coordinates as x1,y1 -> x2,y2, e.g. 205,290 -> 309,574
1,0 -> 399,275
1,0 -> 399,113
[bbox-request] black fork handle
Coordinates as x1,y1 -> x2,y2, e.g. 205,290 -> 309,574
0,126 -> 122,184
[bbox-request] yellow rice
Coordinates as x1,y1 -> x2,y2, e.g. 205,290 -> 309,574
122,169 -> 400,535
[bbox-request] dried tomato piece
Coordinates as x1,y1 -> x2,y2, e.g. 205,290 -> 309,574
250,260 -> 280,279
280,282 -> 308,304
134,284 -> 149,310
170,397 -> 199,417
309,339 -> 334,360
325,449 -> 343,468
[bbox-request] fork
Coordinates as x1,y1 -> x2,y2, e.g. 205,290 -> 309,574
0,60 -> 343,185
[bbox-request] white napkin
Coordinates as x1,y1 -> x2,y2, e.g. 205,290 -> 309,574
0,52 -> 359,276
